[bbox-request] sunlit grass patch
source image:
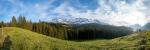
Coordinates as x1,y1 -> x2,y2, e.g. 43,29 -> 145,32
0,27 -> 146,50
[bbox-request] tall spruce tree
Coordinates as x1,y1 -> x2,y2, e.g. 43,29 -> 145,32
1,21 -> 4,27
0,21 -> 3,28
0,23 -> 1,28
25,20 -> 32,30
18,16 -> 27,28
11,16 -> 17,27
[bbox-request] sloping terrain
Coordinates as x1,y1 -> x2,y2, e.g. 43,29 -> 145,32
0,27 -> 146,50
144,30 -> 150,49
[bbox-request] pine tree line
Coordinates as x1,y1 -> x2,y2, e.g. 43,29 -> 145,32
9,16 -> 68,40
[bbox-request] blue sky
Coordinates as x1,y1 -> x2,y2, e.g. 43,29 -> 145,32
0,0 -> 150,26
0,0 -> 99,22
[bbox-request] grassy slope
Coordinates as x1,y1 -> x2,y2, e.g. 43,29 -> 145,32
145,30 -> 150,49
0,27 -> 145,50
0,27 -> 7,47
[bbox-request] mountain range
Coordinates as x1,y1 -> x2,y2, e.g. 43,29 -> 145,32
50,17 -> 150,31
50,17 -> 106,24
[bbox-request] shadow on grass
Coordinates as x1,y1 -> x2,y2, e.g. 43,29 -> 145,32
1,36 -> 12,50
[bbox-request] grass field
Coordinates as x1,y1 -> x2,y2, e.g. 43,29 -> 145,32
144,30 -> 150,49
0,27 -> 147,50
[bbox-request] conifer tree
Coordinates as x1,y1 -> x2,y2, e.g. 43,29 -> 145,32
0,21 -> 4,28
11,16 -> 17,27
26,20 -> 32,30
18,16 -> 27,28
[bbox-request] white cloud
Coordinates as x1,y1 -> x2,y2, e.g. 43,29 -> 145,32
3,0 -> 150,26
53,0 -> 149,26
7,1 -> 52,21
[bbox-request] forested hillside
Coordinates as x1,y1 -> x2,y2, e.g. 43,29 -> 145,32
0,16 -> 148,50
0,16 -> 133,40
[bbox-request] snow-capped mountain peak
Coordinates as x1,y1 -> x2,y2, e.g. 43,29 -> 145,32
50,17 -> 105,24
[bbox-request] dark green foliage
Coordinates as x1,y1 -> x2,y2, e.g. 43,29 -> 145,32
25,20 -> 32,30
18,16 -> 27,29
32,22 -> 68,40
67,24 -> 133,40
0,21 -> 4,28
11,16 -> 17,27
0,21 -> 2,28
17,16 -> 32,30
31,22 -> 133,40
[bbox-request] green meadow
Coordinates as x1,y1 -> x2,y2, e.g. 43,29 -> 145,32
0,27 -> 147,50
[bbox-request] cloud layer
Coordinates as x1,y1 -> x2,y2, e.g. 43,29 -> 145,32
0,0 -> 150,26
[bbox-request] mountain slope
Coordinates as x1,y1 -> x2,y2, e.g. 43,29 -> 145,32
0,27 -> 146,50
1,27 -> 84,50
144,30 -> 150,49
